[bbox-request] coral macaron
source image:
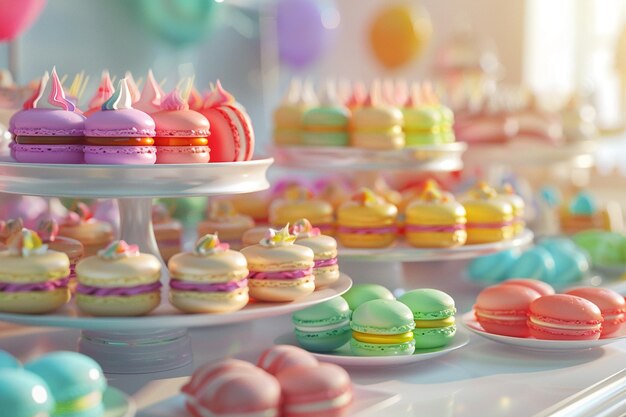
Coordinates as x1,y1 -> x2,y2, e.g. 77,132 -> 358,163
474,284 -> 541,337
565,287 -> 625,337
528,294 -> 603,340
257,345 -> 319,376
501,278 -> 555,296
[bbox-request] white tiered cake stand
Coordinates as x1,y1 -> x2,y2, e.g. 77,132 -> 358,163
0,159 -> 352,374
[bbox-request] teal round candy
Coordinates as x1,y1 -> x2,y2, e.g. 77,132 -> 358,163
398,289 -> 457,349
0,369 -> 54,417
467,249 -> 521,284
0,350 -> 21,369
25,351 -> 107,417
508,247 -> 556,282
292,298 -> 351,353
341,284 -> 394,312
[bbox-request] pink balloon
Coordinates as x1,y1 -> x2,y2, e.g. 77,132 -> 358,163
0,0 -> 46,41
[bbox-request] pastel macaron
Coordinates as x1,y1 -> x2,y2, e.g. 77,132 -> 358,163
182,358 -> 280,417
25,351 -> 107,417
291,218 -> 340,288
301,83 -> 350,147
168,234 -> 249,314
58,203 -> 113,257
507,247 -> 556,283
350,299 -> 416,356
528,294 -> 603,340
350,86 -> 405,150
474,284 -> 541,337
341,283 -> 394,312
0,228 -> 71,314
241,226 -> 315,302
501,278 -> 555,296
0,369 -> 54,417
565,287 -> 625,337
257,345 -> 319,376
461,182 -> 515,244
37,218 -> 84,283
277,363 -> 352,417
270,186 -> 335,236
75,240 -> 162,316
242,226 -> 271,248
398,289 -> 457,349
467,249 -> 521,284
292,297 -> 352,352
0,350 -> 20,369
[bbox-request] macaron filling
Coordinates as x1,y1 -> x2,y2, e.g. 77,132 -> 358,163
405,224 -> 465,232
0,277 -> 70,292
414,317 -> 456,328
169,279 -> 247,292
295,319 -> 350,333
314,257 -> 338,268
337,225 -> 397,234
76,281 -> 162,296
475,309 -> 527,324
352,330 -> 414,344
528,315 -> 602,331
248,267 -> 313,280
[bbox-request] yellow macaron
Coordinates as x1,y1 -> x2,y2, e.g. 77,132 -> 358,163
292,218 -> 340,288
461,183 -> 514,244
350,85 -> 405,150
497,184 -> 526,235
269,186 -> 334,235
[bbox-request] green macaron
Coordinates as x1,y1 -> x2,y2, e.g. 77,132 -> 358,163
398,289 -> 456,349
302,106 -> 350,146
292,297 -> 351,352
350,299 -> 415,356
341,284 -> 394,312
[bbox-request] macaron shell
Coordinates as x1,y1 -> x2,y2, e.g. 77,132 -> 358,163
151,109 -> 210,137
311,265 -> 340,288
84,108 -> 156,137
242,227 -> 269,247
398,288 -> 456,320
248,277 -> 315,302
0,251 -> 70,283
468,250 -> 521,284
475,284 -> 541,337
10,143 -> 84,164
270,200 -> 334,230
0,350 -> 21,369
47,237 -> 84,264
295,326 -> 351,353
295,235 -> 337,259
350,338 -> 415,356
341,284 -> 394,311
83,145 -> 157,165
413,325 -> 456,349
240,244 -> 314,271
350,299 -> 415,335
198,216 -> 255,243
58,220 -> 113,252
257,345 -> 319,376
155,146 -> 210,164
76,253 -> 161,287
202,106 -> 253,162
565,287 -> 626,337
508,247 -> 556,282
501,278 -> 555,296
528,294 -> 602,340
0,369 -> 55,417
76,292 -> 160,316
337,201 -> 397,227
10,108 -> 86,136
168,250 -> 248,282
0,289 -> 70,314
351,130 -> 405,150
292,297 -> 350,326
169,288 -> 249,314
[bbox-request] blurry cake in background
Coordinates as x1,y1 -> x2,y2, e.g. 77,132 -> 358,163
559,191 -> 614,234
59,202 -> 114,256
152,203 -> 182,261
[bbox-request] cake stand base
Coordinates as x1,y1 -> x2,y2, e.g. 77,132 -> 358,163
78,328 -> 192,374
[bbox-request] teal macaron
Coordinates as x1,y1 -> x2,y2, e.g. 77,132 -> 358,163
0,368 -> 54,417
292,297 -> 352,352
467,249 -> 521,284
538,238 -> 589,285
350,299 -> 415,356
0,350 -> 21,369
508,247 -> 556,282
398,289 -> 456,349
25,351 -> 107,417
341,283 -> 394,312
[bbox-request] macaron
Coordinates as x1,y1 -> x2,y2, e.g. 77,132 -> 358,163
508,247 -> 556,283
277,363 -> 352,417
198,201 -> 255,250
402,89 -> 444,146
572,230 -> 626,269
528,294 -> 603,340
467,249 -> 521,284
337,188 -> 398,248
0,228 -> 71,314
497,184 -> 526,235
301,83 -> 350,147
58,203 -> 113,257
350,85 -> 405,150
341,283 -> 394,311
83,78 -> 157,165
270,186 -> 335,236
257,345 -> 318,376
0,369 -> 54,417
0,350 -> 20,369
75,240 -> 162,316
398,289 -> 457,349
541,243 -> 589,285
25,351 -> 107,417
168,234 -> 249,314
292,297 -> 351,352
273,79 -> 309,146
9,69 -> 85,164
181,358 -> 281,417
152,203 -> 182,262
291,218 -> 340,288
474,284 -> 541,337
219,190 -> 271,225
151,87 -> 211,164
241,226 -> 315,302
242,226 -> 271,248
200,80 -> 255,162
37,218 -> 84,283
461,183 -> 515,244
565,287 -> 625,337
350,299 -> 416,356
501,278 -> 555,296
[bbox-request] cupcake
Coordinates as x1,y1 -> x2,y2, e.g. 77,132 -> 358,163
292,218 -> 339,288
302,82 -> 350,147
168,234 -> 249,313
405,182 -> 467,248
198,201 -> 255,250
240,226 -> 315,302
0,228 -> 71,314
152,87 -> 211,164
337,188 -> 397,248
152,203 -> 182,262
134,69 -> 164,114
83,78 -> 157,165
461,183 -> 514,244
9,69 -> 85,164
58,203 -> 113,256
75,240 -> 162,316
269,186 -> 334,235
84,70 -> 114,116
37,218 -> 84,284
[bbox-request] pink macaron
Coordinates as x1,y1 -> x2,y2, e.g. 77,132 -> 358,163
475,284 -> 541,337
528,294 -> 603,340
277,363 -> 352,417
83,78 -> 157,165
181,358 -> 281,417
565,287 -> 625,337
501,278 -> 555,297
257,345 -> 318,376
200,80 -> 254,162
9,69 -> 85,164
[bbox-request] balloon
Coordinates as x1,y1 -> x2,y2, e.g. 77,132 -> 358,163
369,4 -> 432,69
276,0 -> 337,69
0,0 -> 46,41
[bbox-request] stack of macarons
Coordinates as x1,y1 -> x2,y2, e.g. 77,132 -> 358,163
182,345 -> 352,417
474,279 -> 625,340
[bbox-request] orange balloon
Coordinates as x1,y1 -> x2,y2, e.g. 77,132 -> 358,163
369,4 -> 432,69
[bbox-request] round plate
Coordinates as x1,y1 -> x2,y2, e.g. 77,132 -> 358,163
461,311 -> 626,351
337,230 -> 533,262
0,274 -> 352,331
274,330 -> 469,366
0,158 -> 273,198
270,143 -> 466,171
104,387 -> 136,417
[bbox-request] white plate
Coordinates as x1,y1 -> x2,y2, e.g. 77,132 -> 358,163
137,384 -> 400,417
271,143 -> 466,172
338,230 -> 533,262
104,387 -> 136,417
274,330 -> 469,367
0,274 -> 352,331
461,311 -> 626,351
0,158 -> 273,198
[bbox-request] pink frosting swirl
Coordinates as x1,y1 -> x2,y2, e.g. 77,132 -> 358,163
203,80 -> 234,109
161,88 -> 189,111
314,257 -> 338,268
76,281 -> 162,296
0,277 -> 70,292
169,279 -> 247,293
248,268 -> 312,280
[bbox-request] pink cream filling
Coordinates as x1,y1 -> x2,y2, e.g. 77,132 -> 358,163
0,277 -> 70,292
76,281 -> 162,296
248,268 -> 312,280
405,224 -> 465,233
337,226 -> 397,235
314,257 -> 338,268
466,221 -> 513,229
169,279 -> 247,292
